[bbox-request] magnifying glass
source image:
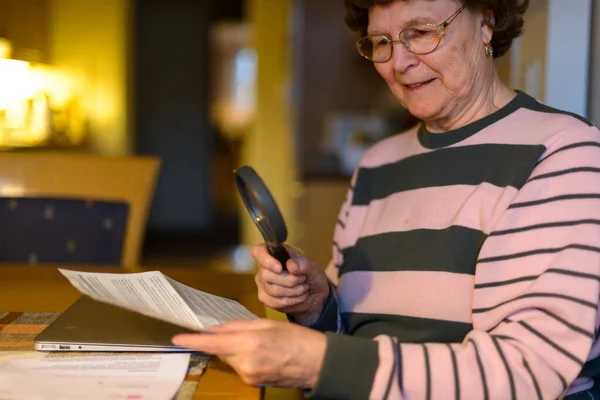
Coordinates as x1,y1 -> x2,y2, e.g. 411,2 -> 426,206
234,165 -> 290,271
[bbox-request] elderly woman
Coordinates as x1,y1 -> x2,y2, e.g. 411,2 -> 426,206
173,0 -> 600,398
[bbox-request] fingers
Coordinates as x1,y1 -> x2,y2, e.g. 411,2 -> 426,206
251,244 -> 283,274
257,267 -> 306,288
251,244 -> 319,278
172,332 -> 243,355
257,289 -> 309,310
209,319 -> 274,333
252,244 -> 315,278
255,273 -> 309,300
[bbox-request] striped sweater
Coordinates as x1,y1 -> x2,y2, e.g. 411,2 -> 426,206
303,91 -> 600,400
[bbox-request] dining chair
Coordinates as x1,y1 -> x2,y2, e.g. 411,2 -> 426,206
0,152 -> 160,269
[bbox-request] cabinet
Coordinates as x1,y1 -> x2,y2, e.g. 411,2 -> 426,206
298,178 -> 350,269
0,0 -> 49,63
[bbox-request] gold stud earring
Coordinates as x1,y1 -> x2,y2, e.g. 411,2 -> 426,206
484,43 -> 493,57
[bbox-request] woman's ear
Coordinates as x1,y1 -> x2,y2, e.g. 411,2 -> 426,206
481,9 -> 495,44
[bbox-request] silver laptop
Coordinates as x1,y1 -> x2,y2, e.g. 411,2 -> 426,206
34,295 -> 194,352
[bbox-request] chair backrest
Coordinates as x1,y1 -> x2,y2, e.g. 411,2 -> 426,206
0,152 -> 160,268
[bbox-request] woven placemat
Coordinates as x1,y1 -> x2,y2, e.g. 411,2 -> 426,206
0,312 -> 210,400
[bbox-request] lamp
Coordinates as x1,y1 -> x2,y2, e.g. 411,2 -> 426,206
0,37 -> 12,59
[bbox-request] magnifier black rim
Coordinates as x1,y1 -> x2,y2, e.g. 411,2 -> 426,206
234,165 -> 288,243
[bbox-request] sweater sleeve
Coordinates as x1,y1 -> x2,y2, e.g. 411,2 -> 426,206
309,125 -> 600,399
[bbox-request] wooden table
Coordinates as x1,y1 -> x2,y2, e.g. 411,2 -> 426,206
0,263 -> 264,400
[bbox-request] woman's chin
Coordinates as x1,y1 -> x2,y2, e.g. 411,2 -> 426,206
405,105 -> 440,124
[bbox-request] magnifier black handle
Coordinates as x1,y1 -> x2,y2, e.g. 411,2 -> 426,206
268,244 -> 290,272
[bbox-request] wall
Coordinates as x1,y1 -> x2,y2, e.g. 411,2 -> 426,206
588,0 -> 600,126
243,4 -> 305,400
512,0 -> 548,101
496,0 -> 591,118
296,0 -> 386,176
241,0 -> 300,250
545,0 -> 592,117
48,0 -> 132,155
134,0 -> 214,232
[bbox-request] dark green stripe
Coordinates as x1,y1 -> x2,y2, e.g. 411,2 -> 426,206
537,142 -> 600,165
470,339 -> 489,400
342,312 -> 472,343
509,194 -> 600,209
516,320 -> 584,366
423,344 -> 431,400
490,219 -> 600,236
352,144 -> 544,205
341,226 -> 484,275
527,167 -> 600,182
522,100 -> 593,127
310,332 -> 379,399
495,334 -> 568,392
474,268 -> 600,290
491,336 -> 516,400
418,91 -> 527,149
534,308 -> 594,339
382,337 -> 396,399
447,344 -> 460,400
478,244 -> 600,264
522,357 -> 542,400
473,293 -> 596,314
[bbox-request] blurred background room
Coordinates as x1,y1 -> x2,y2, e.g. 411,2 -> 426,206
0,0 -> 599,278
1,0 -> 599,399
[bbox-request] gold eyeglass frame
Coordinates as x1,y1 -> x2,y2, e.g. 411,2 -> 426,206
357,4 -> 466,63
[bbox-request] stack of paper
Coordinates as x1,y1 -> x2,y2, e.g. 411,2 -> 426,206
0,353 -> 190,400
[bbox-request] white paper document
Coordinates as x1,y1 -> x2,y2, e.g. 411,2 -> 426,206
59,269 -> 259,332
0,353 -> 190,400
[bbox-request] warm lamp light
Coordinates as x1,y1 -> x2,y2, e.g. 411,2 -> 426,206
209,23 -> 257,141
0,37 -> 12,59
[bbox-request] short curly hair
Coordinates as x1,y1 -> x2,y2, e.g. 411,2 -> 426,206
343,0 -> 529,58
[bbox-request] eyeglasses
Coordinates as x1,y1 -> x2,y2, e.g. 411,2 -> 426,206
356,5 -> 466,63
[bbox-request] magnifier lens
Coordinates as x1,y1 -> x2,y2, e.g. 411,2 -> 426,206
234,166 -> 291,271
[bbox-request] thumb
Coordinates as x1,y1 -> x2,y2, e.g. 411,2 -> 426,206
282,243 -> 306,258
284,253 -> 319,278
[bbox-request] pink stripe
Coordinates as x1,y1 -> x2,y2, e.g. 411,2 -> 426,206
493,335 -> 558,397
338,271 -> 474,323
475,249 -> 600,303
448,341 -> 486,398
461,108 -> 588,147
338,204 -> 368,249
493,318 -> 593,374
475,256 -> 600,307
359,126 -> 427,168
466,331 -> 567,398
359,107 -> 594,171
508,308 -> 595,362
398,343 -> 427,399
544,124 -> 600,148
492,198 -> 600,234
356,184 -> 516,239
426,343 -> 457,399
481,223 -> 600,267
473,293 -> 598,336
370,335 -> 400,400
533,146 -> 600,175
512,175 -> 600,205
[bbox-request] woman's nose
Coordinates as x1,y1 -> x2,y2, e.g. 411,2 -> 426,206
390,41 -> 418,73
